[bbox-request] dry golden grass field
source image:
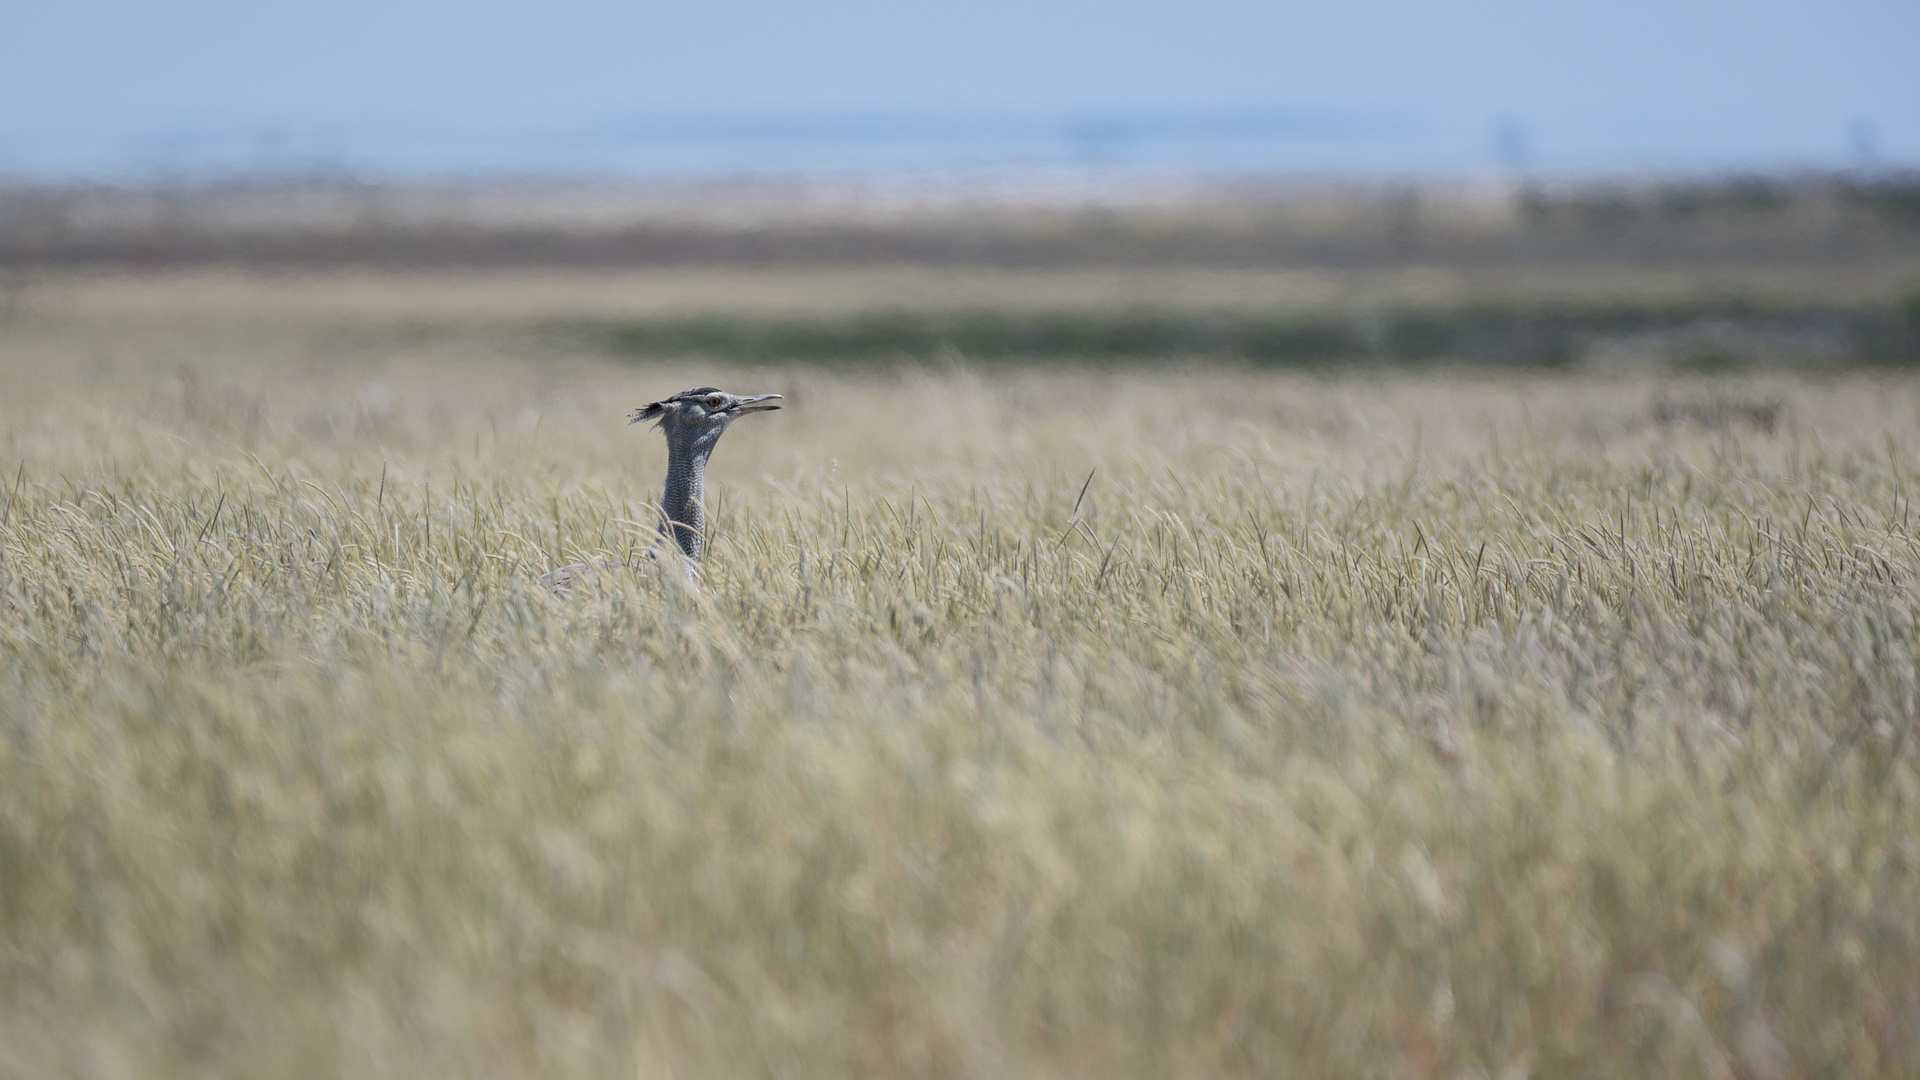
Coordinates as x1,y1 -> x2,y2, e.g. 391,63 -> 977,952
2,244 -> 1919,1079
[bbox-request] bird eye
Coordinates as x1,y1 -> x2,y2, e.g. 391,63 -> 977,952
705,394 -> 726,408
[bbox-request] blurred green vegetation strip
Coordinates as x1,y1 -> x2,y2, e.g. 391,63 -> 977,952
579,296 -> 1920,365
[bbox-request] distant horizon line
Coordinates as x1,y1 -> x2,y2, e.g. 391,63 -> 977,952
0,106 -> 1908,186
4,162 -> 1914,197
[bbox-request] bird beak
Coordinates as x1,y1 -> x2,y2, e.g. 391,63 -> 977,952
728,393 -> 784,413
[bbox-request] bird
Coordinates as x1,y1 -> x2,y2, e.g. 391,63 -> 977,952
538,386 -> 784,592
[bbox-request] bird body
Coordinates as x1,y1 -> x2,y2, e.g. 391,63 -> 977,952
539,387 -> 782,591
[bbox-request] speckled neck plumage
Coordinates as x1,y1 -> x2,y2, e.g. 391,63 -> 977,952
659,424 -> 722,560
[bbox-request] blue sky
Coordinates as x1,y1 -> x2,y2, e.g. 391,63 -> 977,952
3,0 -> 1916,177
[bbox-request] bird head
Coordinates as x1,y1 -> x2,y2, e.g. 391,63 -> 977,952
631,387 -> 784,436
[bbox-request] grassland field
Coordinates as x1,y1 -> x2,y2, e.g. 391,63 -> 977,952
3,181 -> 1920,1078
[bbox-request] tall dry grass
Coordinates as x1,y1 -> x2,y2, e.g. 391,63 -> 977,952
1,279 -> 1918,1079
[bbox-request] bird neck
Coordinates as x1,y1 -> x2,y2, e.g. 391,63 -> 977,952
660,427 -> 719,560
